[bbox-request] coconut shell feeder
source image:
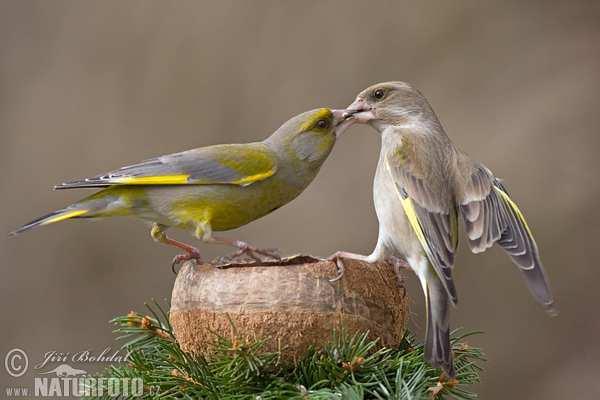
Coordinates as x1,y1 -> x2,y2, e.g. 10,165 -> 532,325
170,255 -> 408,362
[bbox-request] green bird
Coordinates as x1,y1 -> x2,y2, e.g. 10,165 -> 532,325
11,108 -> 352,268
332,82 -> 555,377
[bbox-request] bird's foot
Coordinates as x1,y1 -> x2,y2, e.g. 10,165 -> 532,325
327,251 -> 346,283
387,256 -> 409,286
171,249 -> 203,274
235,243 -> 281,262
213,242 -> 281,266
388,256 -> 410,270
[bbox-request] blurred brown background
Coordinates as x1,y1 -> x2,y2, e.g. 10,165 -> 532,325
1,1 -> 599,398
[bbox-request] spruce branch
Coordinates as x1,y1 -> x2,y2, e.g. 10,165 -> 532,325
94,301 -> 484,399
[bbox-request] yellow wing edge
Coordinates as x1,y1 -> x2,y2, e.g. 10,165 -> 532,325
494,186 -> 534,237
113,175 -> 191,185
112,171 -> 276,186
232,170 -> 276,186
400,196 -> 431,253
384,154 -> 433,255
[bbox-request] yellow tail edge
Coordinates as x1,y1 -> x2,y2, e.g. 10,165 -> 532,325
9,209 -> 88,237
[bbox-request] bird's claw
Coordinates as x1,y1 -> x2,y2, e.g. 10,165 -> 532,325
388,256 -> 410,270
387,256 -> 409,286
327,252 -> 346,282
171,250 -> 203,274
213,246 -> 281,266
239,245 -> 281,261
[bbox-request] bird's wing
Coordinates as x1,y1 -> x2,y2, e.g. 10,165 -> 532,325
384,148 -> 458,305
54,143 -> 278,189
456,161 -> 555,311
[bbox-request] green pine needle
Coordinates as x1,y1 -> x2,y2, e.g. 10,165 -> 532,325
93,301 -> 484,399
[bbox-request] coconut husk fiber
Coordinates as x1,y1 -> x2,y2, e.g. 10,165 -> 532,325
170,255 -> 408,362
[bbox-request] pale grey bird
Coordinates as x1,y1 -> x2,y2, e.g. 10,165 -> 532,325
332,81 -> 555,377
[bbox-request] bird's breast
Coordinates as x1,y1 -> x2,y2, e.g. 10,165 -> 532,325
144,179 -> 302,232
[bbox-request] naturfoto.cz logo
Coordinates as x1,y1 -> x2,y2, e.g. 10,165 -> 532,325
4,348 -> 145,398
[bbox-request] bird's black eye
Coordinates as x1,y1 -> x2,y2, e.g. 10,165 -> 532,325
373,88 -> 386,100
316,119 -> 329,129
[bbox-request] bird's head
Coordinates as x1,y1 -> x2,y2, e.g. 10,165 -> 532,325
266,108 -> 352,167
344,81 -> 431,131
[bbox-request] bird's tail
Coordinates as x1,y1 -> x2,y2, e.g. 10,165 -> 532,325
9,208 -> 89,236
8,186 -> 138,237
419,263 -> 455,377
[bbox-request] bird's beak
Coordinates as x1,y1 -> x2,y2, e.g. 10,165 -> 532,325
332,109 -> 356,137
344,98 -> 375,123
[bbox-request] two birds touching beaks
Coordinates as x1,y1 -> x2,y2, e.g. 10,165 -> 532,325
10,81 -> 556,378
